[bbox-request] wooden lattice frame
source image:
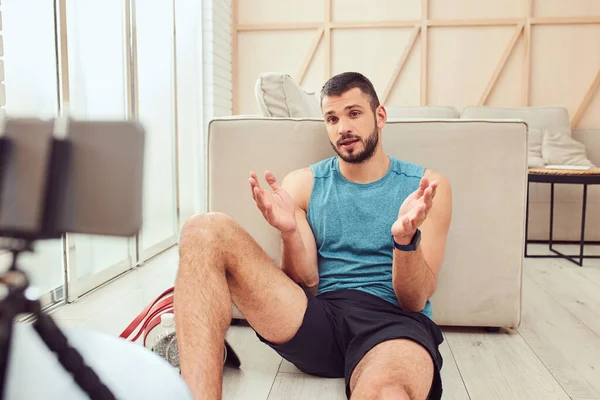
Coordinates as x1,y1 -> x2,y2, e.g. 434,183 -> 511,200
231,0 -> 600,128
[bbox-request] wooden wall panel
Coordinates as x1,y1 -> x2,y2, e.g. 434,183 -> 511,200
429,0 -> 522,19
238,0 -> 323,24
428,26 -> 517,109
234,0 -> 600,130
237,30 -> 318,114
302,42 -> 326,98
331,28 -> 417,100
332,0 -> 420,22
534,0 -> 600,18
385,40 -> 421,107
487,35 -> 525,107
579,84 -> 600,129
530,24 -> 600,129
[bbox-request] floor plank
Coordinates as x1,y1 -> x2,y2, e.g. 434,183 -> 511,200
444,327 -> 570,400
525,256 -> 600,337
51,247 -> 179,322
517,273 -> 600,399
279,359 -> 302,374
222,325 -> 282,400
439,332 -> 471,400
267,373 -> 346,400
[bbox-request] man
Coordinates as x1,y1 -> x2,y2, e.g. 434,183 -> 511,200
174,72 -> 452,400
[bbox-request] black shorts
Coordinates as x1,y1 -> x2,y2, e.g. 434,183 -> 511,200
256,287 -> 444,399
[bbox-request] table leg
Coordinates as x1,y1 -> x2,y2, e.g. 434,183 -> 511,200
579,184 -> 588,267
549,183 -> 555,252
525,180 -> 530,257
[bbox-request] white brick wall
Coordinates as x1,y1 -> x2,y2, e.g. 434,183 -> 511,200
189,0 -> 232,213
203,0 -> 233,121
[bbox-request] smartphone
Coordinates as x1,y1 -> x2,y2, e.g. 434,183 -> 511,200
0,118 -> 55,236
54,119 -> 145,237
0,118 -> 145,238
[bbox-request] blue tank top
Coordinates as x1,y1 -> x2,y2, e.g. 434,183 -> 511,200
307,155 -> 433,319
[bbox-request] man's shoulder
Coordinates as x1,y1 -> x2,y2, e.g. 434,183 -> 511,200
283,167 -> 314,186
281,167 -> 314,210
423,168 -> 450,188
284,156 -> 336,183
282,156 -> 336,209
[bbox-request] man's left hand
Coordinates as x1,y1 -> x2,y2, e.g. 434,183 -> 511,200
391,176 -> 438,245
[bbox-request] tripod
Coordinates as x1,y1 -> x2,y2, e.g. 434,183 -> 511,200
0,114 -> 149,399
0,238 -> 117,400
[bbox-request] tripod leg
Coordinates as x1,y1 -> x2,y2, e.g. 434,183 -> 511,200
0,298 -> 19,400
33,312 -> 117,400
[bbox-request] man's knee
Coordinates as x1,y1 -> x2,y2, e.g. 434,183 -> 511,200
180,212 -> 234,246
352,377 -> 412,400
178,212 -> 241,267
375,383 -> 411,400
182,211 -> 235,234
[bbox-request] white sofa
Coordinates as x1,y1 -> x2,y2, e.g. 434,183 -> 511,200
207,117 -> 527,329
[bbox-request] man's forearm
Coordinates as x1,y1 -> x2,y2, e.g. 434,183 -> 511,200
392,245 -> 436,312
280,228 -> 319,289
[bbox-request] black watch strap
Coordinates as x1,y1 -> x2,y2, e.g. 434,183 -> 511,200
392,229 -> 421,251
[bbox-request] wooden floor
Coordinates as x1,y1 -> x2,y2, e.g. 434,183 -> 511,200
52,244 -> 600,400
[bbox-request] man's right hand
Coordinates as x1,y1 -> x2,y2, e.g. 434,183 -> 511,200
249,171 -> 297,234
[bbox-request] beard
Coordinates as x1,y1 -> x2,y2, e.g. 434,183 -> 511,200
330,121 -> 379,164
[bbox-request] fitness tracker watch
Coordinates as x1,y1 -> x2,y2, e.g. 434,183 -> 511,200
392,229 -> 421,252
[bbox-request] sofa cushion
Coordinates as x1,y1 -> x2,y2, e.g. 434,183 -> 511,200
542,128 -> 597,168
528,128 -> 545,168
254,73 -> 322,118
385,105 -> 459,119
460,106 -> 572,137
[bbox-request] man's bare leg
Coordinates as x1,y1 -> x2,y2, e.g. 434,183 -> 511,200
173,212 -> 308,400
348,339 -> 435,400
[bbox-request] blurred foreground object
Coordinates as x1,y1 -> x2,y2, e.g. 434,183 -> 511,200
0,113 -> 191,399
4,323 -> 192,399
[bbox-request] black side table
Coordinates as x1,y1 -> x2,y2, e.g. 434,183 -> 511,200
525,168 -> 600,266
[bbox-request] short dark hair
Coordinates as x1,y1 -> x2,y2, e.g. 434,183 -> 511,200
320,72 -> 380,113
